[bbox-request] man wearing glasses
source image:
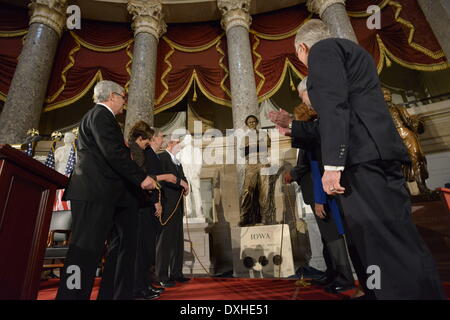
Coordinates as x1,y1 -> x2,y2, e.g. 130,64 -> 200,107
57,80 -> 156,300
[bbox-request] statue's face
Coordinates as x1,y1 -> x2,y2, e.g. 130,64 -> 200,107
246,117 -> 258,129
382,88 -> 392,103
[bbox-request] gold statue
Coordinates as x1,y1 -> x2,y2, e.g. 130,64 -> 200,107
239,115 -> 277,226
383,87 -> 429,194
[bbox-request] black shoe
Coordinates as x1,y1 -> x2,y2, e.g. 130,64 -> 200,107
158,280 -> 176,288
149,284 -> 165,293
311,274 -> 335,287
324,282 -> 355,294
172,277 -> 190,283
134,289 -> 160,300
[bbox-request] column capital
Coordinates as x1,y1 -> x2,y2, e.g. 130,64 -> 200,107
217,0 -> 252,32
28,0 -> 68,38
127,0 -> 167,39
306,0 -> 346,17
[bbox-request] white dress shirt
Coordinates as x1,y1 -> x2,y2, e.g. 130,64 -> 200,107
324,165 -> 345,171
166,149 -> 180,166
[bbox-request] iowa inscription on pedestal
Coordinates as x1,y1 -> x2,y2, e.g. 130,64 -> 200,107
231,224 -> 295,278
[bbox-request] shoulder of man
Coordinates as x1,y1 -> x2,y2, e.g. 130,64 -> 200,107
158,150 -> 170,160
310,37 -> 359,56
92,104 -> 114,117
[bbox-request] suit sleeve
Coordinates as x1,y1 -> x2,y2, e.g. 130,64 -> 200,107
290,149 -> 311,183
90,109 -> 146,186
308,40 -> 350,166
159,153 -> 183,190
291,120 -> 320,150
180,165 -> 187,184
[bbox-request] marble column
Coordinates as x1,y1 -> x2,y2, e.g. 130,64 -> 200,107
217,0 -> 259,131
417,0 -> 450,61
307,0 -> 358,43
217,0 -> 259,202
124,0 -> 166,138
0,0 -> 68,144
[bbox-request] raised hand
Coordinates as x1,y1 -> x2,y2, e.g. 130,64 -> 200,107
277,125 -> 292,136
268,109 -> 293,128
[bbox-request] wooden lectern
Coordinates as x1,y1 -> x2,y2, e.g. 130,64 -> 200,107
0,144 -> 68,300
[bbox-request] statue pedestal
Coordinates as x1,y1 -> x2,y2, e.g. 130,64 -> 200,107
183,222 -> 214,276
231,224 -> 296,278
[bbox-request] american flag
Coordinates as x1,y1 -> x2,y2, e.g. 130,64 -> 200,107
24,142 -> 33,157
64,144 -> 76,175
53,143 -> 76,211
44,144 -> 56,169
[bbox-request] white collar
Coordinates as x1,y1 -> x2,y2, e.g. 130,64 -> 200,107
166,149 -> 180,165
97,103 -> 115,117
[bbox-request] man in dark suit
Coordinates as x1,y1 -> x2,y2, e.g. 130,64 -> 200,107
131,126 -> 177,299
56,80 -> 156,300
155,136 -> 190,288
270,19 -> 444,299
285,103 -> 354,294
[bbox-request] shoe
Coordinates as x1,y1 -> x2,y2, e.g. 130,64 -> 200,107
158,280 -> 176,288
134,289 -> 160,300
324,282 -> 355,294
149,284 -> 165,293
311,274 -> 335,287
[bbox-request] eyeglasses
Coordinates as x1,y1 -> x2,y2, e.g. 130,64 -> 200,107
113,92 -> 127,101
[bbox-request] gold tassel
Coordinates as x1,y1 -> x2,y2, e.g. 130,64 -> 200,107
192,79 -> 198,102
385,55 -> 392,68
288,68 -> 295,91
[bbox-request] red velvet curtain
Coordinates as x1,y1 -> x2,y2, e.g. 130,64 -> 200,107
154,21 -> 230,111
0,1 -> 448,114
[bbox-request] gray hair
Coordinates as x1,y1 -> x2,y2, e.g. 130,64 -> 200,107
93,80 -> 124,103
294,19 -> 331,51
297,76 -> 308,93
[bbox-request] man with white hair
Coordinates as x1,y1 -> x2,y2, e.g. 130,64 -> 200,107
57,80 -> 157,300
155,135 -> 190,288
270,19 -> 444,299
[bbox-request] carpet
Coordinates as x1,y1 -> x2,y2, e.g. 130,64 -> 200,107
37,277 -> 450,300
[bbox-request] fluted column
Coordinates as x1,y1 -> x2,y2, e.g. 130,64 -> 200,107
217,0 -> 259,131
417,0 -> 450,61
0,0 -> 68,144
124,0 -> 166,138
307,0 -> 358,43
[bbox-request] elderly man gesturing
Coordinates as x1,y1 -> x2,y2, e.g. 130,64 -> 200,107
270,20 -> 444,300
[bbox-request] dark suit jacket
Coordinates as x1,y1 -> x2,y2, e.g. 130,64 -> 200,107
158,151 -> 187,221
291,149 -> 314,206
291,120 -> 322,206
306,38 -> 409,167
64,104 -> 146,205
143,147 -> 164,206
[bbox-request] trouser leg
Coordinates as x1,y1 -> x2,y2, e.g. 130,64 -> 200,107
339,160 -> 445,300
56,201 -> 114,300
